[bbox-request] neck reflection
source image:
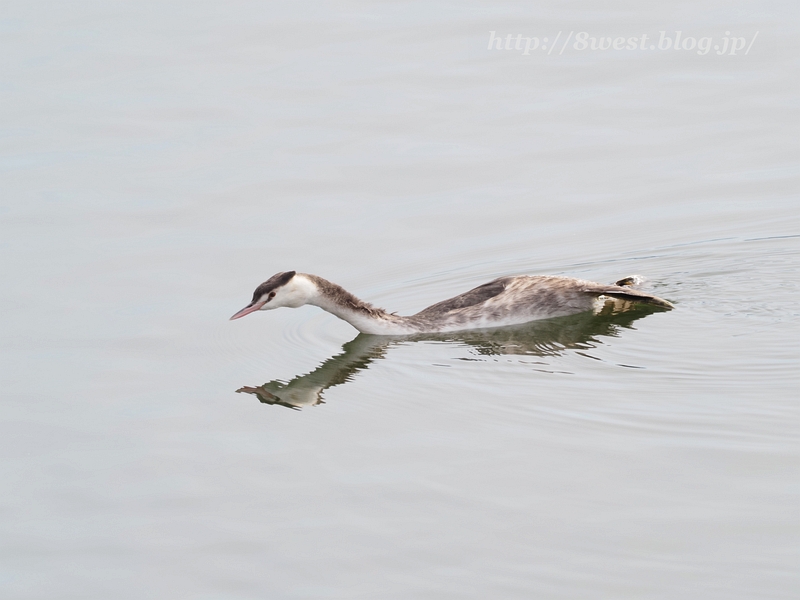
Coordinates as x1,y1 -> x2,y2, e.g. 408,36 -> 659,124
236,300 -> 668,409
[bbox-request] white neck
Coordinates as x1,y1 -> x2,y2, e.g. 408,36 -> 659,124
299,274 -> 417,335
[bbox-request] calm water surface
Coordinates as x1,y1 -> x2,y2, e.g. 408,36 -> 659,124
1,1 -> 798,599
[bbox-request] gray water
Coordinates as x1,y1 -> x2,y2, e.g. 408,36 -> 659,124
1,2 -> 798,599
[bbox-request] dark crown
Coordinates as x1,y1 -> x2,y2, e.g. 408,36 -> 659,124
251,271 -> 296,302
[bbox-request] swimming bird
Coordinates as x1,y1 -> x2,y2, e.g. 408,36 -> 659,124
229,271 -> 673,335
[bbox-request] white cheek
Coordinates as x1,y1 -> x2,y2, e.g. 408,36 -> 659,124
266,291 -> 297,309
267,278 -> 313,309
284,291 -> 305,308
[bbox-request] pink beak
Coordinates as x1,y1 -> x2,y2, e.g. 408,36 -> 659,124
230,300 -> 266,320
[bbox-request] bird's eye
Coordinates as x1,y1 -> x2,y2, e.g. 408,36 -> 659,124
268,291 -> 276,299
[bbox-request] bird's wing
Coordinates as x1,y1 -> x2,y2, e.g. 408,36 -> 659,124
414,277 -> 512,316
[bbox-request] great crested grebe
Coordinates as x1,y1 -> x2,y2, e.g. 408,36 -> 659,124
229,271 -> 673,335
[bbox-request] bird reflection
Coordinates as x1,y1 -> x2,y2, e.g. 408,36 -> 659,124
236,300 -> 668,409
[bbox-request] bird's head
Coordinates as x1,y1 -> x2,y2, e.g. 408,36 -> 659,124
230,271 -> 315,319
